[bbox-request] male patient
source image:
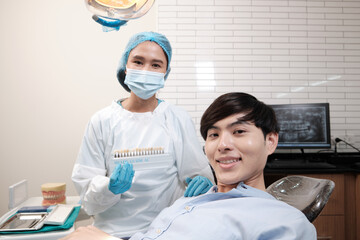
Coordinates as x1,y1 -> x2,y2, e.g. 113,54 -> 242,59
62,92 -> 316,240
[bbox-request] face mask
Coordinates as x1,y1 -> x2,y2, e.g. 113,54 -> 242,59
124,68 -> 165,100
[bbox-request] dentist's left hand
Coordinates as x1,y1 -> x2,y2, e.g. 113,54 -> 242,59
184,176 -> 213,197
108,162 -> 135,195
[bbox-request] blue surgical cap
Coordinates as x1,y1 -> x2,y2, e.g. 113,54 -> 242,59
117,31 -> 172,92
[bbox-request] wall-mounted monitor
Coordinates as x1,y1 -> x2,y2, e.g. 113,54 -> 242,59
270,103 -> 331,149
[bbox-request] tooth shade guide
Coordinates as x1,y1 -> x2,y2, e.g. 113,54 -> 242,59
110,153 -> 172,172
114,147 -> 165,158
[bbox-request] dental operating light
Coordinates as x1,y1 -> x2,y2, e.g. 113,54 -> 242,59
85,0 -> 155,31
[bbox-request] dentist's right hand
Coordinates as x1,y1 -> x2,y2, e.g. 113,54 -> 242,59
108,162 -> 135,195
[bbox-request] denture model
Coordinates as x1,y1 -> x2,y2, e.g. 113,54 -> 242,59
41,183 -> 66,206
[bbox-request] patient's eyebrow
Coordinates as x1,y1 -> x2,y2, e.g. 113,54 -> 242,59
207,125 -> 219,131
208,119 -> 249,131
229,119 -> 250,128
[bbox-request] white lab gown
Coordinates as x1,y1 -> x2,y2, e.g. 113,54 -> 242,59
72,100 -> 214,238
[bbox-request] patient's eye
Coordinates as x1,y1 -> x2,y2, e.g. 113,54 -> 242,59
208,133 -> 218,138
233,129 -> 245,135
207,130 -> 218,139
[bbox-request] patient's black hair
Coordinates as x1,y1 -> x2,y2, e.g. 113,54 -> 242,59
200,92 -> 279,140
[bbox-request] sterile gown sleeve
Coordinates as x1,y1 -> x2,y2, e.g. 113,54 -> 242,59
167,105 -> 215,192
72,114 -> 120,216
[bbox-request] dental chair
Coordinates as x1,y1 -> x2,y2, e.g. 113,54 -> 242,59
266,175 -> 335,222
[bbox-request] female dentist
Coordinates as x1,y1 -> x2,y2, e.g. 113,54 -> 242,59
71,32 -> 214,238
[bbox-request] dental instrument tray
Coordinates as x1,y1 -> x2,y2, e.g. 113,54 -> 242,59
0,212 -> 47,232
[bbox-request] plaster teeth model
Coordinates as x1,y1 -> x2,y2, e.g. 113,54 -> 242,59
41,183 -> 66,206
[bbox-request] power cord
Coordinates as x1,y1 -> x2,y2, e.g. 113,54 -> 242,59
335,137 -> 360,152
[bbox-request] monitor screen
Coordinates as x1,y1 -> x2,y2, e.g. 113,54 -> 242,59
270,103 -> 331,149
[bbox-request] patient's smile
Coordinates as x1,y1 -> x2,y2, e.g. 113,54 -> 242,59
216,157 -> 241,170
216,158 -> 241,164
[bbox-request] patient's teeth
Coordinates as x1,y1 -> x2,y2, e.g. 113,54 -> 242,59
219,159 -> 239,164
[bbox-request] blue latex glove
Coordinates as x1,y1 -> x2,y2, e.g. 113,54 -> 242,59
184,176 -> 213,197
108,162 -> 135,195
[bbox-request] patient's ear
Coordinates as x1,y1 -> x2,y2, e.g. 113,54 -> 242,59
266,132 -> 278,154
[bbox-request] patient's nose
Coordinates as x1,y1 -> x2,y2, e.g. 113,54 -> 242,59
218,133 -> 233,152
